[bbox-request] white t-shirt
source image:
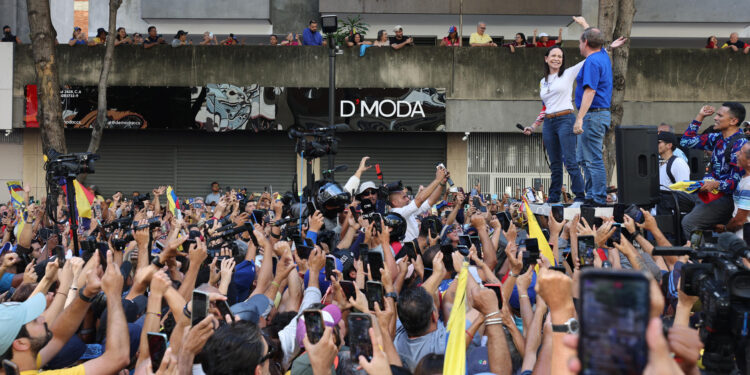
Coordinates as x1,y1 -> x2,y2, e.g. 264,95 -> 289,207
659,155 -> 690,190
539,60 -> 585,114
391,200 -> 431,242
732,175 -> 750,239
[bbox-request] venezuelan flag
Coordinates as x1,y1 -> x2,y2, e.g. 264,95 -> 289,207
166,186 -> 180,217
443,259 -> 468,375
6,181 -> 24,209
521,197 -> 555,268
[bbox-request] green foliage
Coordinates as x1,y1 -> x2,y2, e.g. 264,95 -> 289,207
331,15 -> 369,46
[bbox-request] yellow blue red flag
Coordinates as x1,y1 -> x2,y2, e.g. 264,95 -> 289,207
443,260 -> 468,375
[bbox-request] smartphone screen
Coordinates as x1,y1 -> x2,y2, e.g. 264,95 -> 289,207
349,206 -> 360,221
496,212 -> 510,232
579,270 -> 649,375
303,310 -> 325,345
367,251 -> 383,282
523,238 -> 539,272
744,223 -> 750,244
252,210 -> 266,225
459,235 -> 472,248
147,332 -> 168,371
578,235 -> 595,268
485,283 -> 503,309
365,281 -> 384,311
217,300 -> 233,322
440,244 -> 455,273
3,359 -> 19,375
397,241 -> 416,261
551,204 -> 564,223
340,280 -> 356,300
348,313 -> 373,365
56,245 -> 65,267
325,255 -> 336,281
191,290 -> 209,326
581,206 -> 596,228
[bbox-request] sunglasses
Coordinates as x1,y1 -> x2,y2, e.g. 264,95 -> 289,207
361,189 -> 377,196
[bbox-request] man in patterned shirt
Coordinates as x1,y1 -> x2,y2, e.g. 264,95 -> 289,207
680,102 -> 748,237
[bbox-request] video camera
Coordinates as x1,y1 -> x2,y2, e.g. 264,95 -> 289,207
652,233 -> 750,374
289,126 -> 344,160
44,149 -> 99,178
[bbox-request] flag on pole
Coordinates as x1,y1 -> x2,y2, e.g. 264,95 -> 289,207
72,180 -> 93,219
6,181 -> 24,209
521,197 -> 555,267
166,186 -> 181,218
443,259 -> 469,375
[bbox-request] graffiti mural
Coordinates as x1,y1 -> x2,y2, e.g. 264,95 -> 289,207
192,85 -> 281,132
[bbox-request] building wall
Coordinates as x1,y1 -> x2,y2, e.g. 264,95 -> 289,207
0,132 -> 24,203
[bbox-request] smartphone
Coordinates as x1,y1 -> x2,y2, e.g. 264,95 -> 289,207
459,235 -> 472,248
2,359 -> 19,375
472,196 -> 481,208
147,332 -> 168,371
456,245 -> 469,256
340,280 -> 356,300
743,222 -> 750,243
303,309 -> 325,345
496,212 -> 511,232
365,281 -> 384,311
579,270 -> 649,375
306,201 -> 317,217
348,313 -> 373,365
367,251 -> 384,282
251,210 -> 266,225
613,203 -> 626,223
549,266 -> 567,273
398,241 -> 417,261
56,245 -> 66,267
523,238 -> 540,272
349,206 -> 360,221
606,224 -> 622,247
296,245 -> 312,260
437,244 -> 454,273
325,255 -> 336,281
191,290 -> 209,326
217,299 -> 234,322
578,235 -> 595,267
484,283 -> 503,309
551,204 -> 564,223
580,206 -> 596,228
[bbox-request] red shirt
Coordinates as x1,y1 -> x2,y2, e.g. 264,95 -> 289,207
442,37 -> 459,46
535,40 -> 557,48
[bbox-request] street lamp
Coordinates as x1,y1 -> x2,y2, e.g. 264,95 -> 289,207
321,15 -> 338,174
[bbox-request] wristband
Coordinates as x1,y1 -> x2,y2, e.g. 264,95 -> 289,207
385,292 -> 398,300
269,232 -> 281,239
271,281 -> 280,288
485,311 -> 501,319
520,294 -> 529,299
183,304 -> 192,319
78,286 -> 96,303
146,311 -> 162,318
508,270 -> 519,278
152,257 -> 165,269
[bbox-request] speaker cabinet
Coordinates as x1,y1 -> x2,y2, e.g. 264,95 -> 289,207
615,126 -> 659,206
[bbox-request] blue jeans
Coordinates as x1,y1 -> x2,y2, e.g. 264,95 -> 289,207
542,113 -> 585,201
576,110 -> 610,204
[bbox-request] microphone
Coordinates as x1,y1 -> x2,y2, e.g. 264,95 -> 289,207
322,165 -> 348,175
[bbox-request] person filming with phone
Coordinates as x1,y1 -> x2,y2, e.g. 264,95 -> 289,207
388,166 -> 449,242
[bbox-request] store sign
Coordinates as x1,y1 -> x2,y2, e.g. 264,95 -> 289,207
340,99 -> 426,118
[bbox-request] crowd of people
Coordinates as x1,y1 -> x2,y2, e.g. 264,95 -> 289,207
705,32 -> 750,53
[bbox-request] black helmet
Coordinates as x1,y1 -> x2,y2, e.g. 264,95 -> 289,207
316,182 -> 351,218
383,212 -> 406,242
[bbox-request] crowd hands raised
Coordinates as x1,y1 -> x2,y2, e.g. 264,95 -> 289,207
0,154 -> 747,375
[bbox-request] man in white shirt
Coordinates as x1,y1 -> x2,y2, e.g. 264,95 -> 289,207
658,132 -> 690,190
717,142 -> 750,237
658,123 -> 688,163
389,167 -> 447,242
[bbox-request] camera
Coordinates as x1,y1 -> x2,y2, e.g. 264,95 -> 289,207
652,235 -> 750,374
44,149 -> 99,178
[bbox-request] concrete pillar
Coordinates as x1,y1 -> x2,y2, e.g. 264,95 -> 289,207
296,154 -> 320,196
446,133 -> 467,188
22,128 -> 45,199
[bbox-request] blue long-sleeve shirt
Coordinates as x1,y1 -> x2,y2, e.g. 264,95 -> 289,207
680,119 -> 747,193
302,28 -> 323,45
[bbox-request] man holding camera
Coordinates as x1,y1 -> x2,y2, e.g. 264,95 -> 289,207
389,167 -> 448,242
680,103 -> 748,237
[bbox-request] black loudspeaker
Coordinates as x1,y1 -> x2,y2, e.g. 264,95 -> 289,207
615,126 -> 659,206
686,148 -> 708,181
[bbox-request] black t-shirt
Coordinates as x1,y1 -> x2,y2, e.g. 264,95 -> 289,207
725,40 -> 747,49
389,35 -> 410,46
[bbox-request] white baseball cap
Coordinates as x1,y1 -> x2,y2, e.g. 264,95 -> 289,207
539,32 -> 549,37
393,25 -> 403,32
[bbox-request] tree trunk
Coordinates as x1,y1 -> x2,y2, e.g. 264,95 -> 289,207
87,0 -> 122,153
603,0 -> 636,185
27,0 -> 65,154
597,0 -> 617,38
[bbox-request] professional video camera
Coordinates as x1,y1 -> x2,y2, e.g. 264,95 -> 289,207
288,125 -> 346,160
652,232 -> 750,374
207,222 -> 257,258
44,149 -> 100,178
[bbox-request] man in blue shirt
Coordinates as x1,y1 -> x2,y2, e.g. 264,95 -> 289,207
680,103 -> 748,236
302,20 -> 326,46
574,27 -> 612,206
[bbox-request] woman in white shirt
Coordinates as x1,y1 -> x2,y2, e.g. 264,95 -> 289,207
523,45 -> 587,203
523,33 -> 625,203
